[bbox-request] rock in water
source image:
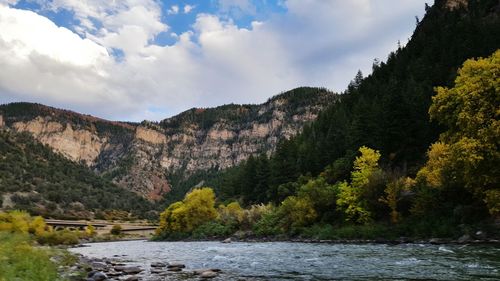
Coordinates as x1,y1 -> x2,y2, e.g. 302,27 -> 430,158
121,266 -> 143,274
91,262 -> 108,271
193,269 -> 222,275
458,234 -> 471,243
151,262 -> 166,267
167,263 -> 185,268
222,238 -> 232,243
200,271 -> 218,278
90,272 -> 107,281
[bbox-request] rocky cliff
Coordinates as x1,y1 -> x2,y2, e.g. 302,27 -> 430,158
0,87 -> 336,200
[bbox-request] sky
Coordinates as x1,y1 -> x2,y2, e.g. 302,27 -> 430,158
0,0 -> 427,121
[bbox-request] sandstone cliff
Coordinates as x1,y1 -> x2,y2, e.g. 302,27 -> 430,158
0,87 -> 336,200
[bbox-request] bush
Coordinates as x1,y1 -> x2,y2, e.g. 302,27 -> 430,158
241,204 -> 273,230
253,211 -> 282,236
0,232 -> 59,281
300,224 -> 336,240
156,188 -> 217,236
110,224 -> 122,236
36,230 -> 79,245
218,202 -> 244,227
85,224 -> 96,237
331,224 -> 395,240
192,221 -> 233,239
278,196 -> 317,231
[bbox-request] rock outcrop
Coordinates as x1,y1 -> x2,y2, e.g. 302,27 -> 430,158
0,87 -> 336,200
12,116 -> 107,166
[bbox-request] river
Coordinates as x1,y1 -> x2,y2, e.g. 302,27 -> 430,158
69,240 -> 500,280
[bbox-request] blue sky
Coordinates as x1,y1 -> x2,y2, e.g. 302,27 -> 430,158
0,0 -> 427,121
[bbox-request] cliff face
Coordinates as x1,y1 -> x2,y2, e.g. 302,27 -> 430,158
12,116 -> 107,166
0,87 -> 336,200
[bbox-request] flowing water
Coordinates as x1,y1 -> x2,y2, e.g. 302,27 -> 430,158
70,240 -> 500,280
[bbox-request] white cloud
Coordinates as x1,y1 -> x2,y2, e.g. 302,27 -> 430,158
0,6 -> 135,116
183,4 -> 195,14
0,0 -> 426,121
0,0 -> 19,6
168,5 -> 179,15
40,0 -> 167,55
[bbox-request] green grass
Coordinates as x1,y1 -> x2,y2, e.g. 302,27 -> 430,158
0,232 -> 60,281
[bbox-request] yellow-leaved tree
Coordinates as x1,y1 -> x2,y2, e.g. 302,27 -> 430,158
417,50 -> 500,217
157,187 -> 218,235
337,146 -> 382,224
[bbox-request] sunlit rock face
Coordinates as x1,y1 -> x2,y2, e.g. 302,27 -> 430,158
13,116 -> 106,166
1,88 -> 336,200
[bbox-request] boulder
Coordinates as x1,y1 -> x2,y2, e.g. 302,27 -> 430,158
151,262 -> 166,267
167,263 -> 185,269
90,272 -> 107,281
91,262 -> 108,271
475,230 -> 487,239
120,266 -> 143,274
200,271 -> 218,278
222,238 -> 232,243
429,238 -> 443,244
193,269 -> 221,275
458,234 -> 471,243
151,268 -> 164,274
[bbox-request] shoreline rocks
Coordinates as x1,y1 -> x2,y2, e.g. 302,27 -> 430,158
72,254 -> 223,280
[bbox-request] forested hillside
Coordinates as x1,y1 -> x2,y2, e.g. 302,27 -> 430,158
210,0 -> 500,205
154,0 -> 500,240
0,130 -> 155,220
0,87 -> 333,202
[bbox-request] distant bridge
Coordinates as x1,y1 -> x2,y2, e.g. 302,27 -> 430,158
45,219 -> 107,229
45,219 -> 157,236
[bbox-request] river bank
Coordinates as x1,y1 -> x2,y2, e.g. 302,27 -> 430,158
70,253 -> 223,281
150,232 -> 500,245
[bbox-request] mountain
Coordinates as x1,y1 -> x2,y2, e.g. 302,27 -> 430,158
0,87 -> 335,201
0,129 -> 155,220
207,0 -> 500,205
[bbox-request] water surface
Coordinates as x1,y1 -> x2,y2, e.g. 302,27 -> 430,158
70,240 -> 500,280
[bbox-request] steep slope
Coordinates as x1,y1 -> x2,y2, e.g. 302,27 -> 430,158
0,129 -> 154,219
158,87 -> 334,172
208,0 -> 500,204
0,87 -> 335,200
275,0 -> 500,175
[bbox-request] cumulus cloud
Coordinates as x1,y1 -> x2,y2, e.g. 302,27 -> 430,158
183,4 -> 195,14
0,6 -> 129,114
168,5 -> 179,15
0,0 -> 426,121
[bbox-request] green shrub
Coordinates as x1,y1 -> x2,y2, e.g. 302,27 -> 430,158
253,211 -> 282,236
300,224 -> 336,240
0,232 -> 59,281
331,224 -> 395,240
192,221 -> 233,239
110,224 -> 122,235
36,229 -> 79,245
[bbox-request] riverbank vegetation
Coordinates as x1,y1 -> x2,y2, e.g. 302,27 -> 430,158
155,50 -> 499,241
0,211 -> 85,280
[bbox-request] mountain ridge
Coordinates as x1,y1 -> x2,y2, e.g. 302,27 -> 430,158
0,87 -> 336,200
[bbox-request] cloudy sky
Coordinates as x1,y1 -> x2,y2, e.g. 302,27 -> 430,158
0,0 -> 427,121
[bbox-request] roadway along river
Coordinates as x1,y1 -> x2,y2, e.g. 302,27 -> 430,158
69,240 -> 500,280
